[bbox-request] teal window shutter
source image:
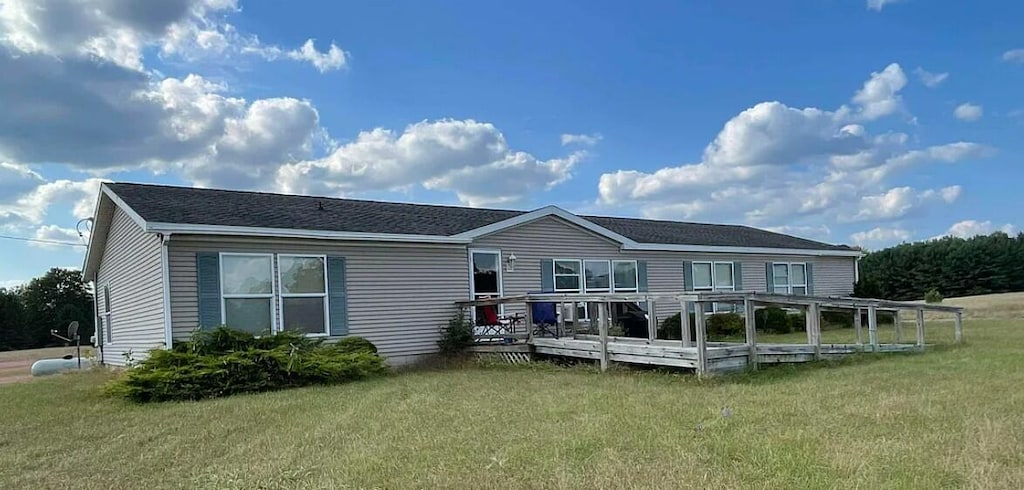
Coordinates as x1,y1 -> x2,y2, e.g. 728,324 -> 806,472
637,261 -> 649,292
806,263 -> 814,295
765,262 -> 775,293
540,259 -> 554,292
733,261 -> 743,290
327,256 -> 349,336
196,252 -> 222,329
682,261 -> 694,291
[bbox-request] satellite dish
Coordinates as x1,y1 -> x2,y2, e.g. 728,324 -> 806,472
67,321 -> 79,340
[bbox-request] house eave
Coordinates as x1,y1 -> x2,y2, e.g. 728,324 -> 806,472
621,242 -> 863,257
146,222 -> 473,244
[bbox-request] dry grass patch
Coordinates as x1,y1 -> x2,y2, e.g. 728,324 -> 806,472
1,320 -> 1022,489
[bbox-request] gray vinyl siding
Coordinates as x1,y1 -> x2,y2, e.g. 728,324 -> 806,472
168,237 -> 468,359
95,206 -> 166,366
472,216 -> 857,322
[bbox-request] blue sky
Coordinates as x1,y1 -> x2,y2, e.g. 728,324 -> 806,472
1,0 -> 1021,287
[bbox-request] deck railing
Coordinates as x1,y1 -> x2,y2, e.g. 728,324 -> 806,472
455,291 -> 965,376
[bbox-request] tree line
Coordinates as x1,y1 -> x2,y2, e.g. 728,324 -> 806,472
856,232 -> 1024,301
0,268 -> 95,351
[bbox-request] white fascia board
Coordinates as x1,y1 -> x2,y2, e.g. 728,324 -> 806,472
452,205 -> 638,245
622,242 -> 863,257
146,222 -> 472,244
83,185 -> 152,277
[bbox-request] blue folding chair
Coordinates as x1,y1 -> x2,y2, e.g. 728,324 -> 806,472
530,300 -> 559,338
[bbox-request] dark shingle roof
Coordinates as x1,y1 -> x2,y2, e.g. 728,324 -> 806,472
106,182 -> 852,251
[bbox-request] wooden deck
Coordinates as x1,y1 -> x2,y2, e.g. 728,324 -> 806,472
460,291 -> 963,376
528,336 -> 920,373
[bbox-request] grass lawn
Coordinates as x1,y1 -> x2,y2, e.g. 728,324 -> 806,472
2,319 -> 1022,489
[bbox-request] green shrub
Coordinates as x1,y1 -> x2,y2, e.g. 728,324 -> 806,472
333,336 -> 378,354
706,313 -> 745,337
924,288 -> 943,304
658,312 -> 745,339
438,310 -> 474,354
755,307 -> 792,334
788,311 -> 806,332
107,327 -> 387,402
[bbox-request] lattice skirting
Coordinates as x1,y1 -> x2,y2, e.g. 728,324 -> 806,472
474,351 -> 533,364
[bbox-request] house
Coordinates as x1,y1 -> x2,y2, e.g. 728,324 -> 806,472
83,182 -> 862,366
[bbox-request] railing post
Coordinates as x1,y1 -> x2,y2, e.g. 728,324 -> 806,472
854,308 -> 863,346
557,301 -> 565,337
525,299 -> 534,343
744,298 -> 757,369
694,302 -> 708,377
954,311 -> 963,344
867,305 -> 879,352
807,302 -> 821,360
915,308 -> 925,350
894,309 -> 904,344
598,302 -> 609,372
647,299 -> 657,343
680,301 -> 693,348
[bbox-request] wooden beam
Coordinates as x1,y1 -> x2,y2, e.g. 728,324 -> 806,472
525,300 -> 535,343
571,301 -> 579,335
680,301 -> 693,348
894,309 -> 903,344
915,308 -> 925,349
647,299 -> 657,343
557,301 -> 565,337
854,308 -> 863,345
744,298 -> 757,369
694,302 -> 708,377
954,311 -> 963,344
598,302 -> 609,372
867,305 -> 879,352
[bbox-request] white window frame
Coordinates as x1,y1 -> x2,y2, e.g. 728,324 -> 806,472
553,258 -> 583,293
469,248 -> 504,321
583,259 -> 612,293
101,283 -> 112,343
772,262 -> 808,295
219,252 -> 276,334
692,260 -> 735,313
611,260 -> 639,293
277,254 -> 330,337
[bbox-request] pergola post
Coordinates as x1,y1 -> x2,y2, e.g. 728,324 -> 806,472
744,298 -> 758,369
894,309 -> 904,344
854,308 -> 863,346
680,301 -> 693,348
598,302 -> 609,372
915,308 -> 925,349
694,302 -> 708,377
647,299 -> 657,343
867,305 -> 879,352
954,311 -> 963,344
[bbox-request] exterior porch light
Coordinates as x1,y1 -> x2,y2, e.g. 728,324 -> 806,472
506,253 -> 517,272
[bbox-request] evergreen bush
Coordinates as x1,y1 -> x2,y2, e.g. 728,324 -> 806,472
106,327 -> 387,402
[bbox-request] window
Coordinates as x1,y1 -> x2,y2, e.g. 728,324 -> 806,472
221,253 -> 274,335
101,284 -> 112,342
773,263 -> 807,295
470,250 -> 502,324
278,255 -> 328,335
584,260 -> 611,292
553,260 -> 582,291
612,261 -> 638,292
692,261 -> 735,312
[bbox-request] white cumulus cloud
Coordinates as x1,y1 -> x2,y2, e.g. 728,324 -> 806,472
945,220 -> 1017,238
1002,49 -> 1024,63
954,103 -> 983,122
851,227 -> 912,248
561,133 -> 603,146
867,0 -> 901,11
30,225 -> 86,249
850,63 -> 908,121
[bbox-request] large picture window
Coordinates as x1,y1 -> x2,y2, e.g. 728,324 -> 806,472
773,263 -> 807,295
221,253 -> 274,335
584,260 -> 611,292
278,255 -> 328,335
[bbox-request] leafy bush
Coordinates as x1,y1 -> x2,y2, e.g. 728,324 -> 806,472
107,327 -> 387,402
821,310 -> 854,329
755,307 -> 792,334
438,310 -> 474,354
658,312 -> 745,339
924,288 -> 944,304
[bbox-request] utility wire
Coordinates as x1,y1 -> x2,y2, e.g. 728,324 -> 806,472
0,234 -> 86,247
